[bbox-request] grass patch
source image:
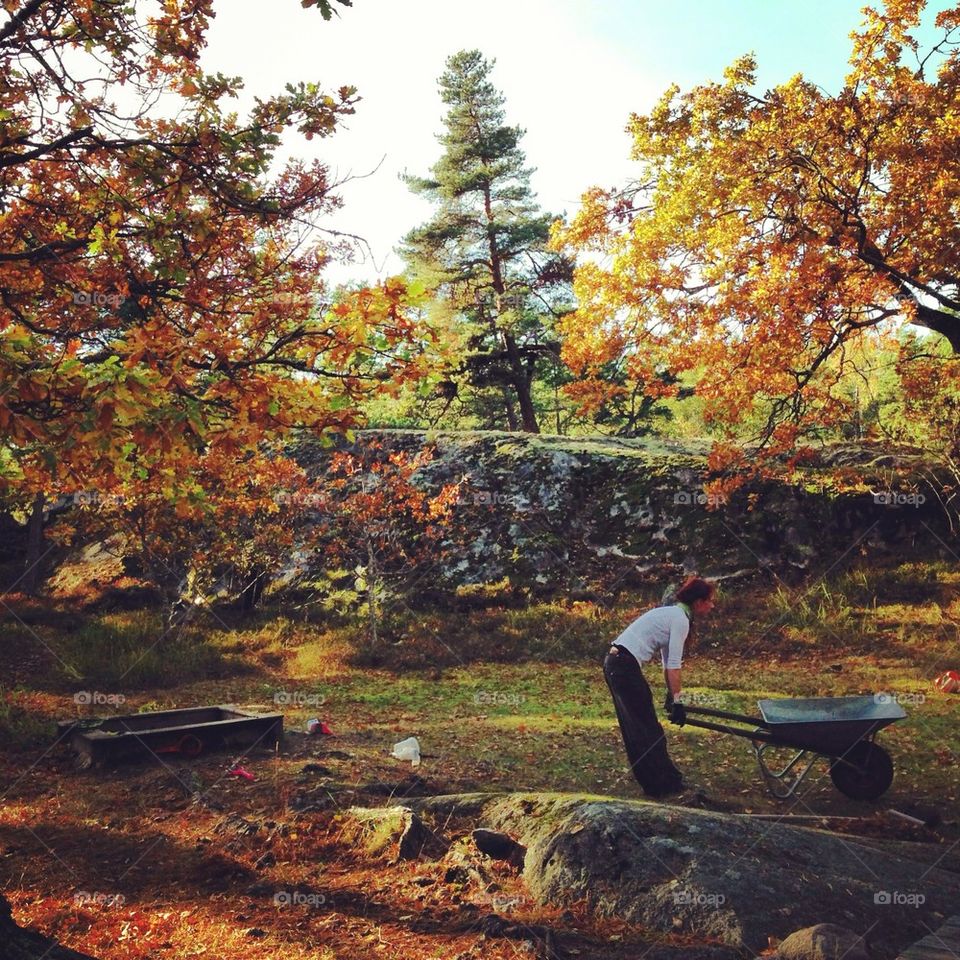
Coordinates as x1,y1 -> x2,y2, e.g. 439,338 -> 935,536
0,687 -> 54,748
346,599 -> 645,670
711,560 -> 954,659
0,554 -> 956,805
53,610 -> 234,689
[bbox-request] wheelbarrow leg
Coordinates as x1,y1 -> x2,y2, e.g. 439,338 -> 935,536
752,741 -> 820,800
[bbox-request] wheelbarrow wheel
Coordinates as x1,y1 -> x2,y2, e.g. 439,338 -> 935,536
829,742 -> 894,800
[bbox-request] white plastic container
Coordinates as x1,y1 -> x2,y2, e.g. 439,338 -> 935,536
391,736 -> 421,766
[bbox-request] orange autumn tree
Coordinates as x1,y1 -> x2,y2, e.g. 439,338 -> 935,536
554,0 -> 960,490
0,1 -> 434,592
307,443 -> 458,650
59,446 -> 315,619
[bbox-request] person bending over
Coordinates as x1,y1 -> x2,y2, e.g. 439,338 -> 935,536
603,577 -> 716,798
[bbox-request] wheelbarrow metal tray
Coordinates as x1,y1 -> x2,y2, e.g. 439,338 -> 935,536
57,705 -> 284,767
756,695 -> 905,754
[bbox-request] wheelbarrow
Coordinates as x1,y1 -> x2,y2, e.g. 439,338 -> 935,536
680,695 -> 907,800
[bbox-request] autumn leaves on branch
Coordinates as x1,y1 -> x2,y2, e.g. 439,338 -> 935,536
553,0 -> 960,482
4,0 -> 960,598
1,0 -> 436,593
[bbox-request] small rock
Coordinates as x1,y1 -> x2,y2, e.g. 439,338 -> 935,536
347,805 -> 449,861
244,928 -> 268,938
775,923 -> 871,960
290,791 -> 336,813
645,948 -> 741,960
363,775 -> 431,798
214,814 -> 260,837
445,865 -> 472,885
300,763 -> 334,776
477,913 -> 509,937
398,813 -> 449,861
472,828 -> 526,869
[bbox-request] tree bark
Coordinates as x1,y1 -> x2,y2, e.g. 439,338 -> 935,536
239,567 -> 267,614
365,535 -> 379,650
22,492 -> 46,595
913,301 -> 960,354
503,332 -> 539,433
858,241 -> 960,352
502,388 -> 519,431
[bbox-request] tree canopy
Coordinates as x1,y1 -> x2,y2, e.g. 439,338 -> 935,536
0,0 -> 433,593
553,0 -> 960,474
401,49 -> 572,433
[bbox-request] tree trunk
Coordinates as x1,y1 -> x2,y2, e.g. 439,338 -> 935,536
239,567 -> 267,615
503,332 -> 539,433
484,184 -> 539,434
365,535 -> 379,650
503,388 -> 518,431
22,492 -> 46,595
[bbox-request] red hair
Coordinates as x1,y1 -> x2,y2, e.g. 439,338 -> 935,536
675,577 -> 715,606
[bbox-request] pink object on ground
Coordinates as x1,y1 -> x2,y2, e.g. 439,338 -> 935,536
306,719 -> 334,735
935,670 -> 960,694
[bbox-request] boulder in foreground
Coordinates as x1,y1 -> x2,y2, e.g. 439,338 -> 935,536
408,792 -> 959,958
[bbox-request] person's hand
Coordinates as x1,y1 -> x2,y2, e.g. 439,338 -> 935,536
669,701 -> 687,726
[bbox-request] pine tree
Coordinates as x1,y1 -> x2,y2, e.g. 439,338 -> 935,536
401,50 -> 572,433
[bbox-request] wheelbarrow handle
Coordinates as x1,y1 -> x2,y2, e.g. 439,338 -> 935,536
683,704 -> 766,726
680,714 -> 782,746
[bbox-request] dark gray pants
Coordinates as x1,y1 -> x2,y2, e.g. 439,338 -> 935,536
603,647 -> 682,796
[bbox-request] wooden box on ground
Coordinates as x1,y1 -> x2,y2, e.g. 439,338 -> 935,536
57,705 -> 284,768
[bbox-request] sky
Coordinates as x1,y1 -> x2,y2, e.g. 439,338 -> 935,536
200,0 -> 940,286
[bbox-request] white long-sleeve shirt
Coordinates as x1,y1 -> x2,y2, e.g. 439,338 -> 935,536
613,604 -> 690,670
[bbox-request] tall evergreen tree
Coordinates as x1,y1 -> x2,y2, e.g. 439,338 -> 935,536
401,50 -> 572,433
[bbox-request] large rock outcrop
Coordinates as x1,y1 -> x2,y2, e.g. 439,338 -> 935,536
406,792 -> 960,958
32,430 -> 952,602
290,430 -> 950,593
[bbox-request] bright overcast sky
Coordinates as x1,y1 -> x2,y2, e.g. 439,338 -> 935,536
201,0 -> 939,286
